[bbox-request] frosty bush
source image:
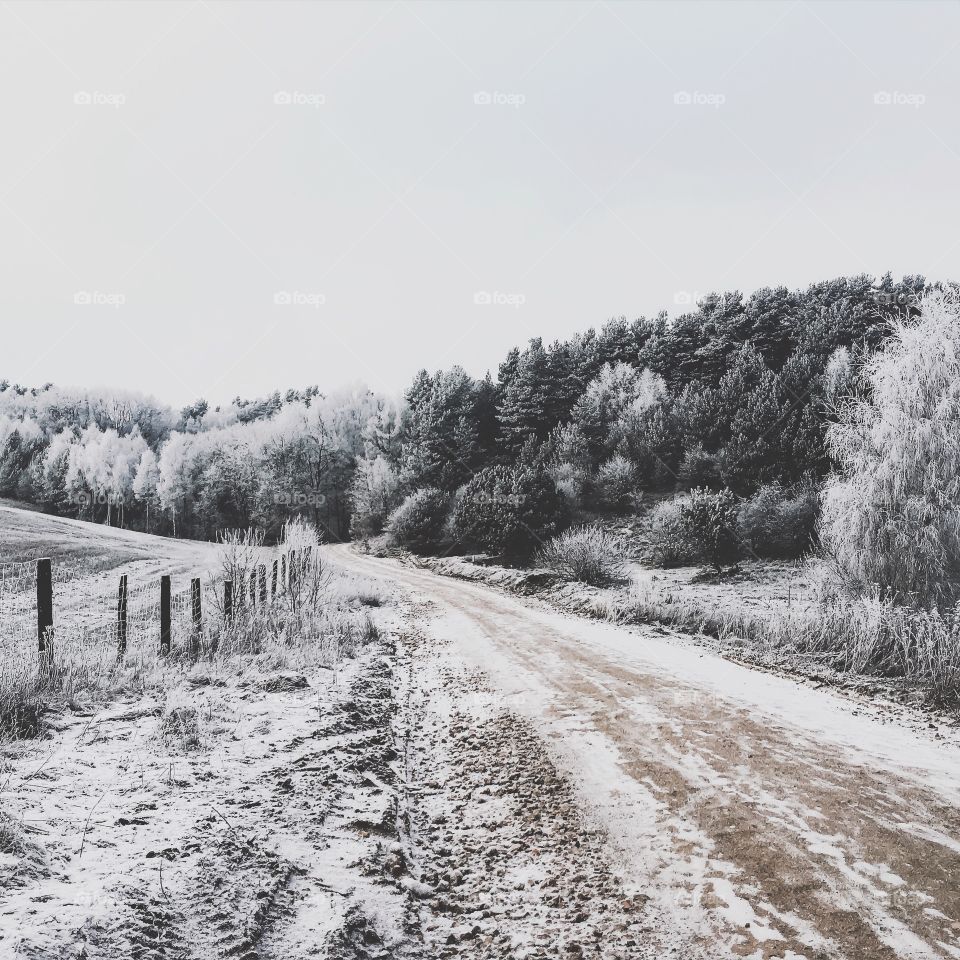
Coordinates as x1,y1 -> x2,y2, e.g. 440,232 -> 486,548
537,525 -> 628,586
678,444 -> 722,487
385,487 -> 450,554
680,487 -> 740,573
647,495 -> 697,567
596,455 -> 636,513
821,291 -> 960,609
454,465 -> 569,560
738,482 -> 818,559
648,489 -> 740,571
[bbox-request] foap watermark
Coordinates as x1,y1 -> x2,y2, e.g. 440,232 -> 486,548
274,290 -> 325,308
470,492 -> 524,507
274,488 -> 326,508
274,90 -> 325,108
673,90 -> 725,108
74,90 -> 126,109
474,90 -> 525,108
673,290 -> 703,307
874,90 -> 925,108
74,290 -> 125,308
474,290 -> 525,308
72,490 -> 119,507
868,290 -> 915,307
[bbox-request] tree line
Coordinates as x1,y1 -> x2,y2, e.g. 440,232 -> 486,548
0,272 -> 931,543
351,272 -> 928,538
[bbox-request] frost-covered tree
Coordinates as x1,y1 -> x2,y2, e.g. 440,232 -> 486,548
544,421 -> 592,506
821,292 -> 960,609
596,454 -> 636,512
132,448 -> 160,531
349,454 -> 403,538
571,363 -> 666,465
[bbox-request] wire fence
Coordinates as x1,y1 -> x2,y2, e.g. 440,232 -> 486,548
0,546 -> 317,666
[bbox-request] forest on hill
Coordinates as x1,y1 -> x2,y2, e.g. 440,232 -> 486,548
0,272 -> 929,544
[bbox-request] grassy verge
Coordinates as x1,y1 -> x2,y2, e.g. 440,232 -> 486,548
0,523 -> 387,738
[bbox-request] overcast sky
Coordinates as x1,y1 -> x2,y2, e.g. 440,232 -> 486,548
1,0 -> 957,408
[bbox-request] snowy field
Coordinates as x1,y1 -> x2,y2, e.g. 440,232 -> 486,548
2,507 -> 959,959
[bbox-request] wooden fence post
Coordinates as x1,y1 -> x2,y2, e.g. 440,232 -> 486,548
191,578 -> 202,650
303,546 -> 312,575
280,554 -> 287,593
249,569 -> 257,609
36,558 -> 53,658
258,565 -> 267,605
223,580 -> 233,621
117,574 -> 128,660
271,559 -> 278,599
160,575 -> 171,654
288,550 -> 297,593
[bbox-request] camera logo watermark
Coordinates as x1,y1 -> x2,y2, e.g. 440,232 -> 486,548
74,290 -> 125,308
474,291 -> 525,308
673,91 -> 725,108
74,91 -> 126,109
873,91 -> 925,108
673,290 -> 703,307
274,90 -> 325,108
274,291 -> 325,308
474,91 -> 526,108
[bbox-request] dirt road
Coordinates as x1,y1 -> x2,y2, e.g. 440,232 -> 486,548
330,546 -> 960,960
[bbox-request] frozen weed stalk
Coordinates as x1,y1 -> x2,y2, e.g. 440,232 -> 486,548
207,518 -> 380,672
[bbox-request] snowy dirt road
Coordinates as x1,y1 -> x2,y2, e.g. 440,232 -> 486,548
330,546 -> 960,960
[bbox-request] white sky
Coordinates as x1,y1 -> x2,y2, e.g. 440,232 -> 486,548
0,0 -> 957,408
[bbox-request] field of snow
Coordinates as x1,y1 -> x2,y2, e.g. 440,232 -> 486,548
3,505 -> 959,959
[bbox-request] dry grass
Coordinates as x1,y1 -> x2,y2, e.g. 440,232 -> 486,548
158,701 -> 205,752
0,809 -> 48,888
0,519 -> 387,739
604,580 -> 960,706
537,525 -> 629,587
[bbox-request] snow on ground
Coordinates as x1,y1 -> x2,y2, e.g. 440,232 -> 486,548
0,631 -> 419,959
332,546 -> 960,960
3,504 -> 959,960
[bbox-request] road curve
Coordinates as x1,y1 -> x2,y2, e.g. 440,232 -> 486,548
328,545 -> 960,960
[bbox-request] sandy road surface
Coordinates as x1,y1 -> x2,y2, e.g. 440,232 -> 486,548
329,546 -> 960,960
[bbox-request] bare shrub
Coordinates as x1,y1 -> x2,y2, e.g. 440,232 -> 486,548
207,519 -> 382,671
217,526 -> 267,606
537,525 -> 629,586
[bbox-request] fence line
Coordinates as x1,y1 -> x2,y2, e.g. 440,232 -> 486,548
0,547 -> 317,667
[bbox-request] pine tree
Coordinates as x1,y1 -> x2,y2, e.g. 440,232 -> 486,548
497,339 -> 556,456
